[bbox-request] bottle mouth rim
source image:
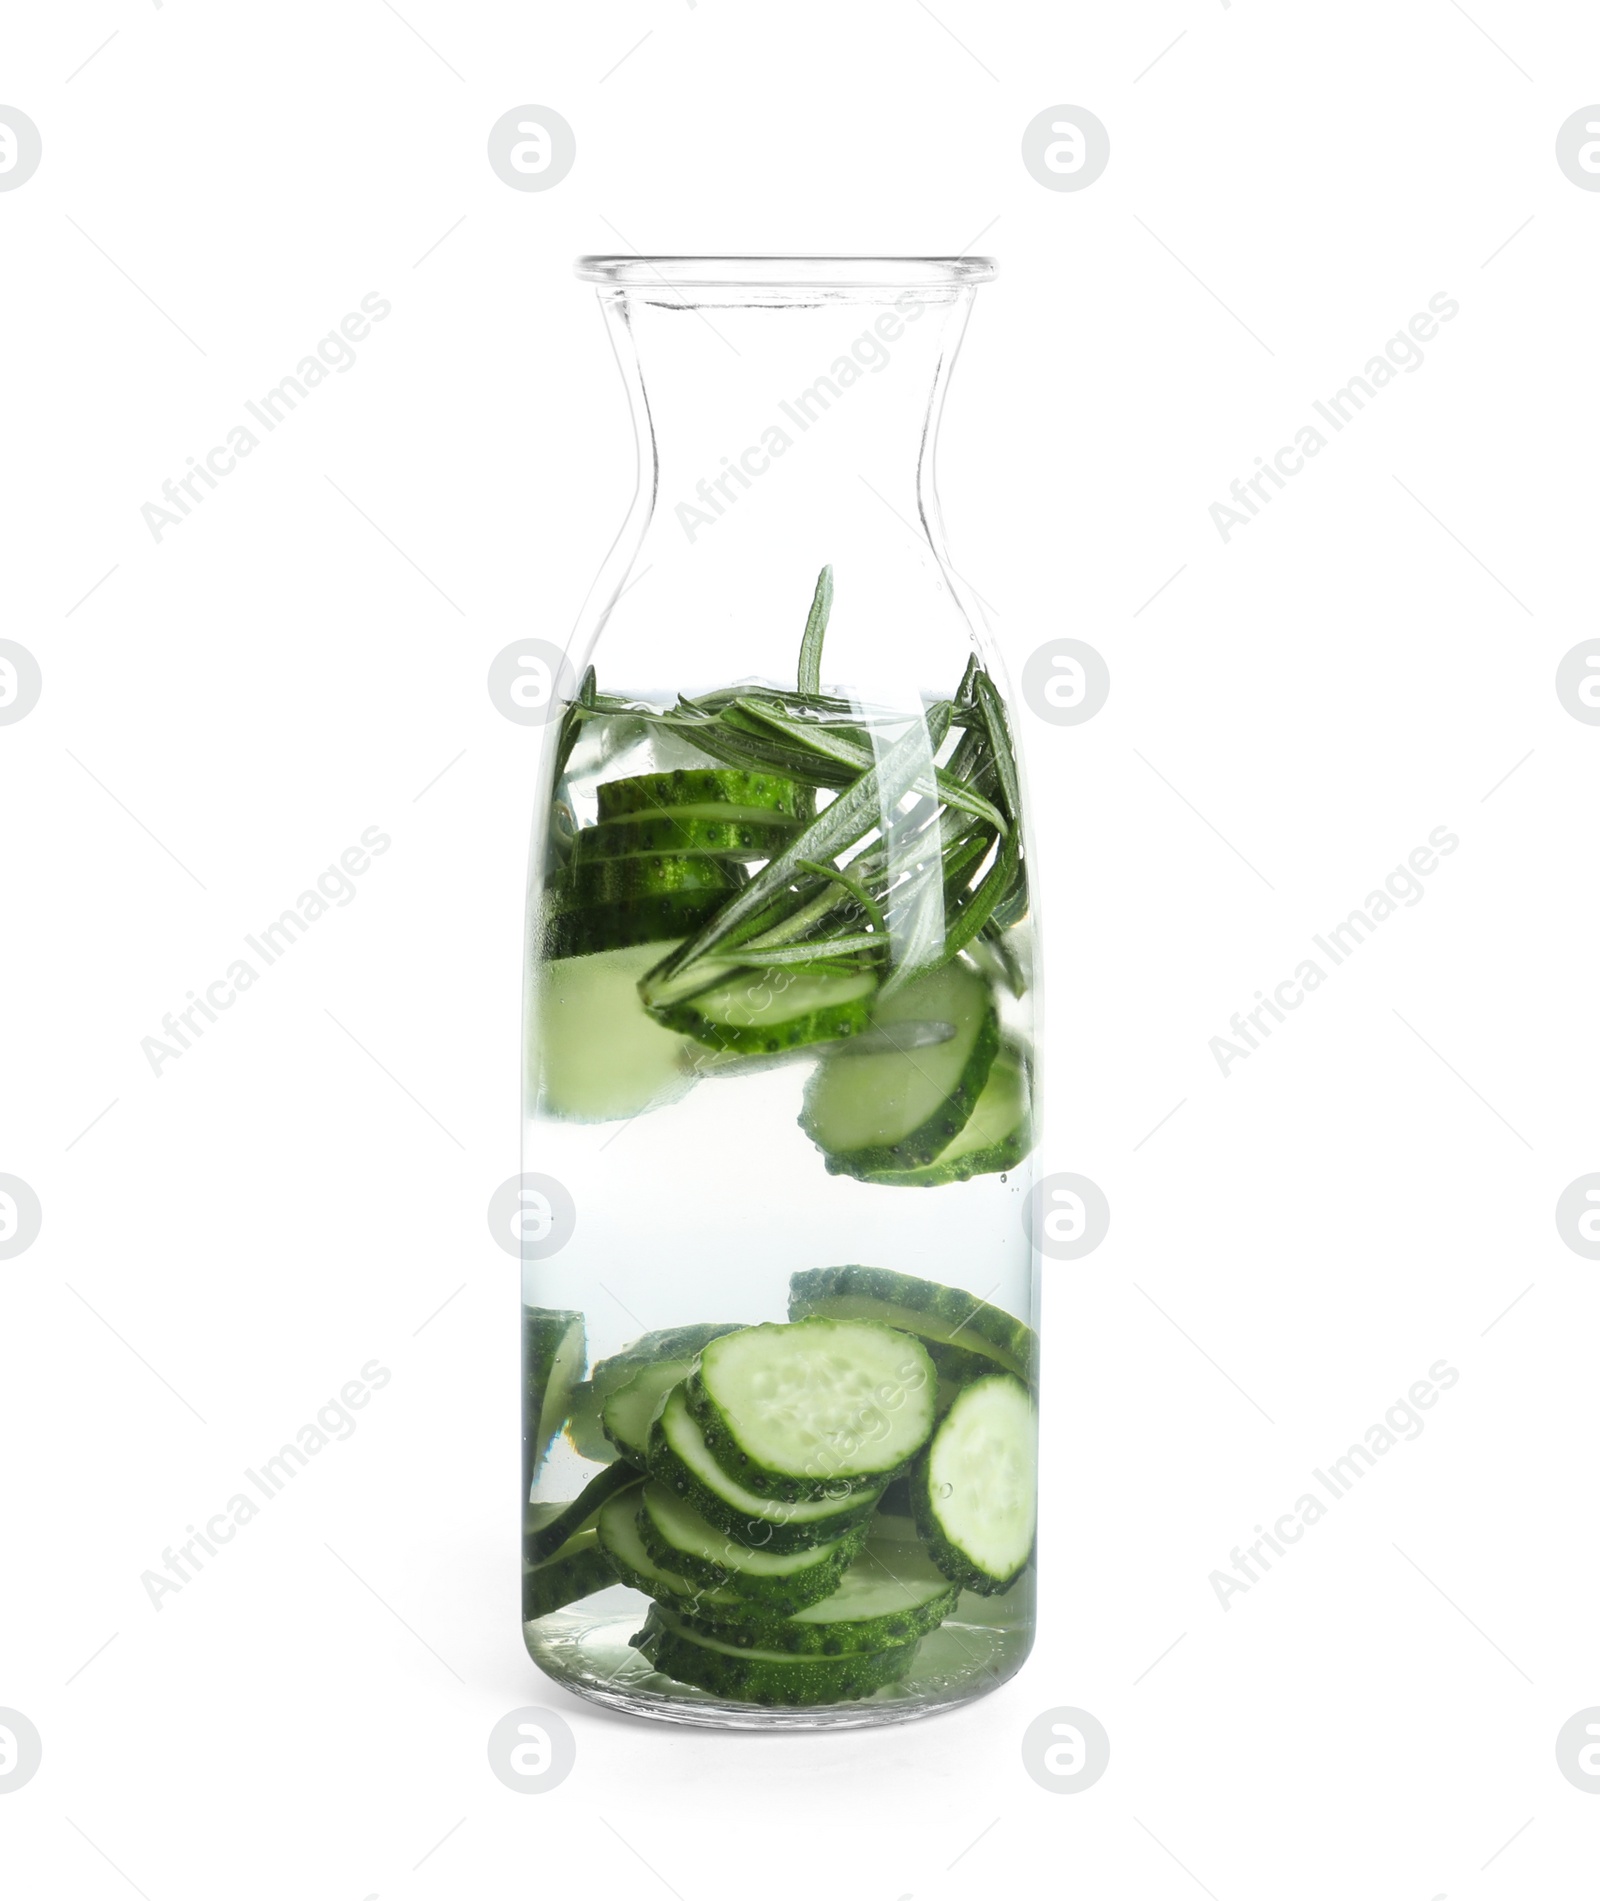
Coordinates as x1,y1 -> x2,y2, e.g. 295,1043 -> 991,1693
574,255 -> 997,289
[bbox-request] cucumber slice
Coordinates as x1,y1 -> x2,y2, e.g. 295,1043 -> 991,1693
856,1042 -> 1033,1186
651,963 -> 879,1056
633,1604 -> 921,1706
647,1384 -> 882,1554
525,1309 -> 585,1482
569,1321 -> 743,1461
681,1536 -> 958,1655
593,1324 -> 744,1391
789,1265 -> 1038,1384
535,940 -> 696,1122
525,1461 -> 634,1564
800,959 -> 1000,1175
636,1480 -> 868,1612
572,808 -> 799,862
687,1319 -> 937,1499
913,1373 -> 1037,1595
603,1355 -> 699,1468
553,853 -> 747,910
543,893 -> 734,961
594,1479 -> 749,1617
597,769 -> 803,822
597,1321 -> 748,1377
564,1380 -> 613,1462
523,1527 -> 616,1621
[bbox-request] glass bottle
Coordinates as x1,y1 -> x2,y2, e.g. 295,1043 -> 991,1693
522,257 -> 1038,1728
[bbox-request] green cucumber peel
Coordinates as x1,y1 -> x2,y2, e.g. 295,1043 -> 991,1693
787,1265 -> 1039,1385
636,1480 -> 869,1611
542,891 -> 735,960
572,811 -> 800,862
633,1604 -> 921,1705
651,961 -> 879,1056
679,1536 -> 958,1656
594,768 -> 805,821
552,853 -> 746,910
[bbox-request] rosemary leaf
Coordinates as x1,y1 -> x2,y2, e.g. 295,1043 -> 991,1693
943,822 -> 1021,962
972,671 -> 1022,825
551,665 -> 597,780
660,708 -> 856,788
795,859 -> 888,935
797,564 -> 833,697
696,935 -> 884,971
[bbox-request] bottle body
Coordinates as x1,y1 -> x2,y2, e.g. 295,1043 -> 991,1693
522,259 -> 1039,1728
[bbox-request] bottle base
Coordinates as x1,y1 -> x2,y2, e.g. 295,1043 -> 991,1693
525,1601 -> 1031,1731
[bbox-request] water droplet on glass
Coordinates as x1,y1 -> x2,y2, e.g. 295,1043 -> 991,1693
937,1482 -> 953,1499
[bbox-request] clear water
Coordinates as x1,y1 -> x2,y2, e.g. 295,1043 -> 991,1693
522,698 -> 1037,1725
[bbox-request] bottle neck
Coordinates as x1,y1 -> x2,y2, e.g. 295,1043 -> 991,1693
573,286 -> 983,707
621,288 -> 966,534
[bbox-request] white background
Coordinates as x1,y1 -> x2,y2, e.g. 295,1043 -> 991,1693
3,3 -> 1598,1896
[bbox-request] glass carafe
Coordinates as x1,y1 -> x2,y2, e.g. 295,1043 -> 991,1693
522,257 -> 1039,1728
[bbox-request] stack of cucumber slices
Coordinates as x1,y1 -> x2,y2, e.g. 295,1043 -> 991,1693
536,565 -> 1036,1184
522,1268 -> 1039,1706
543,768 -> 802,963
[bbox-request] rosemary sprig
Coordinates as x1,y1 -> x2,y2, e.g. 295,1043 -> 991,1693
552,566 -> 1031,1006
639,701 -> 956,1002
